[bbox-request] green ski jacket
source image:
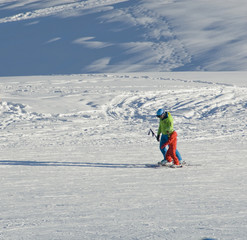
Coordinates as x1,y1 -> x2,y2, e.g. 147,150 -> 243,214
157,112 -> 174,136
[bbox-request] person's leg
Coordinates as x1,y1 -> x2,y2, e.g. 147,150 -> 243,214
172,146 -> 180,165
160,134 -> 168,160
165,147 -> 173,163
170,132 -> 180,165
176,149 -> 182,162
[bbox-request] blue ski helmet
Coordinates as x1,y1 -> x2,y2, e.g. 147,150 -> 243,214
156,109 -> 164,117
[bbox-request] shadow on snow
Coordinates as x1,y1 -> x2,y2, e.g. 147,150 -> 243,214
0,160 -> 149,169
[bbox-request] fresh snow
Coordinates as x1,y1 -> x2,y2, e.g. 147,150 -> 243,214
0,0 -> 247,75
0,72 -> 246,240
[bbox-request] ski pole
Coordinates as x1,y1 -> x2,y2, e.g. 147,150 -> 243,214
148,128 -> 159,141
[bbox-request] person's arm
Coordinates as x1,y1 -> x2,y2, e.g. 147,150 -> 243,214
157,120 -> 162,141
157,121 -> 161,136
166,114 -> 174,134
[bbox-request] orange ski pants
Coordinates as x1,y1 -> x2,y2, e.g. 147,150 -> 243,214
166,131 -> 180,165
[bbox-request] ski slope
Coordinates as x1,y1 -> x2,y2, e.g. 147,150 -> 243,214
0,0 -> 247,239
0,72 -> 246,240
1,0 -> 247,75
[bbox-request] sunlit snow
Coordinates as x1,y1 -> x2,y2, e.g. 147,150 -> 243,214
0,1 -> 247,239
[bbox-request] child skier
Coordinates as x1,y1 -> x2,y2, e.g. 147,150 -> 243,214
156,109 -> 182,167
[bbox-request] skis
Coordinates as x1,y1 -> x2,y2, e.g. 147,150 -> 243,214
145,163 -> 182,168
145,161 -> 188,168
145,162 -> 200,168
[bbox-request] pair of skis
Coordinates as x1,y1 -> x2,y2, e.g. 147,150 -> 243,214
145,162 -> 184,169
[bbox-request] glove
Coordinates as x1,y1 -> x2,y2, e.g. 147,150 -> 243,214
156,134 -> 160,142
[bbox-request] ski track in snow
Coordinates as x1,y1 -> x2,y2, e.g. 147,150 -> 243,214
0,0 -> 128,23
1,74 -> 246,148
0,73 -> 247,240
0,0 -> 192,75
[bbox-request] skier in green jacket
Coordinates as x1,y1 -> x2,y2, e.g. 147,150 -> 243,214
156,109 -> 182,166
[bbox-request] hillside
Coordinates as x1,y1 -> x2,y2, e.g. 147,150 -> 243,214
1,0 -> 247,76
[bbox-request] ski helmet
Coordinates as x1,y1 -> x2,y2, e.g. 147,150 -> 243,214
156,109 -> 164,117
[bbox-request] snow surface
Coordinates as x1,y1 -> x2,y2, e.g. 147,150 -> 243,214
1,0 -> 247,239
1,0 -> 247,75
0,72 -> 246,240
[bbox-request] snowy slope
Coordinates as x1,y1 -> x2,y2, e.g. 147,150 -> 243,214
0,0 -> 247,239
1,0 -> 247,75
0,72 -> 246,239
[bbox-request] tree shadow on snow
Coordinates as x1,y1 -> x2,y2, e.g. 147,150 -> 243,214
0,160 -> 148,169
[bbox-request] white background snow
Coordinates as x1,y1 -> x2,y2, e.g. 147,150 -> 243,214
0,1 -> 247,240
